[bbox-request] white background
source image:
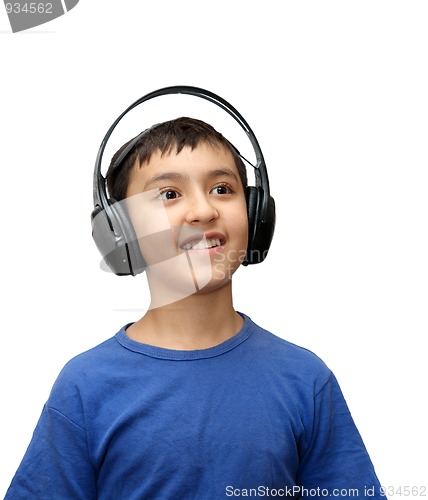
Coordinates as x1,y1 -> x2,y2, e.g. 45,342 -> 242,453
1,1 -> 427,495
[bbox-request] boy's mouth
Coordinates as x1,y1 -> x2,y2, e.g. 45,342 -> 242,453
181,237 -> 223,251
179,233 -> 226,251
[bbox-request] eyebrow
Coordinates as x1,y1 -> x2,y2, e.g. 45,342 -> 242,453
143,168 -> 239,190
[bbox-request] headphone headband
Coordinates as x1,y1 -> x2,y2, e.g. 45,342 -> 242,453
93,85 -> 271,222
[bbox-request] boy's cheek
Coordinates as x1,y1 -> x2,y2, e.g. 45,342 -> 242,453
138,229 -> 177,266
125,191 -> 171,238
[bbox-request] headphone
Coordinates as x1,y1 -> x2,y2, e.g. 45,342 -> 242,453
91,85 -> 276,276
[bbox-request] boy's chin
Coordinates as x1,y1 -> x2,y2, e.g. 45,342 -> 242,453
145,258 -> 237,305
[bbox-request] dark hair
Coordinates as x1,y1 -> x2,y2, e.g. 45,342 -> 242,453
106,117 -> 248,201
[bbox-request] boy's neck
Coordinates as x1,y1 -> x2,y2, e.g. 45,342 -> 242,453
126,283 -> 243,350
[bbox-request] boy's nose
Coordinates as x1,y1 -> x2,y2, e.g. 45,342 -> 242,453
185,195 -> 219,224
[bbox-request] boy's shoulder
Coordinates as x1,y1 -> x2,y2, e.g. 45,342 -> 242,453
246,314 -> 332,386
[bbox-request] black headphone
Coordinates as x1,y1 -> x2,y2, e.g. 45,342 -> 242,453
91,85 -> 276,276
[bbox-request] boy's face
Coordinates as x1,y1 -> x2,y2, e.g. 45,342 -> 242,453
125,142 -> 248,303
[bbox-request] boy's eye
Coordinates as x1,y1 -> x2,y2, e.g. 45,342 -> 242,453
159,189 -> 180,201
210,184 -> 232,195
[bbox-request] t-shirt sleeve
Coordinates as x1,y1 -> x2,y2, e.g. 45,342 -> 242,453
4,404 -> 97,500
297,373 -> 385,499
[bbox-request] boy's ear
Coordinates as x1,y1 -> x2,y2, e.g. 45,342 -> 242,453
244,187 -> 276,266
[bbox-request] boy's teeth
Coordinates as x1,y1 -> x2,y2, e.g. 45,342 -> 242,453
183,238 -> 221,250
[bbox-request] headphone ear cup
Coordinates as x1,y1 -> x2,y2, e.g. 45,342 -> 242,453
91,199 -> 146,276
109,200 -> 146,275
245,186 -> 276,265
246,186 -> 259,250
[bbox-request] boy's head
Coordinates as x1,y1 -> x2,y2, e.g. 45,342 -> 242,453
106,117 -> 248,201
104,117 -> 250,306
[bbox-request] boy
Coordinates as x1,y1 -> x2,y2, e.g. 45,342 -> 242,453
6,97 -> 384,498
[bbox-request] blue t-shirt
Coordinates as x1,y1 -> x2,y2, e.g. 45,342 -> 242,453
6,314 -> 384,499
